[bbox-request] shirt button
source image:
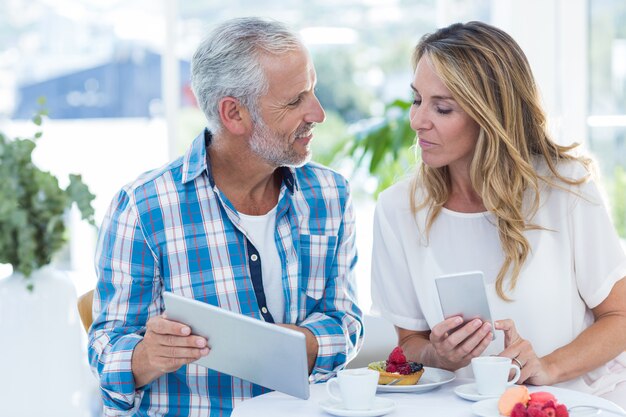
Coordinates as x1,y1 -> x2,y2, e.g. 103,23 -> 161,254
250,254 -> 258,262
261,307 -> 268,314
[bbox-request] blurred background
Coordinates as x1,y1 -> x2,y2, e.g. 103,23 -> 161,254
0,0 -> 625,314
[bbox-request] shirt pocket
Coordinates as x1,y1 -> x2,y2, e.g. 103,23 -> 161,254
300,234 -> 339,300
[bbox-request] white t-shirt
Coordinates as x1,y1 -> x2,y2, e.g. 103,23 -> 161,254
239,206 -> 284,323
371,160 -> 626,397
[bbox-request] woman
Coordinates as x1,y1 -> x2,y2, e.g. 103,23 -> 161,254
371,21 -> 626,405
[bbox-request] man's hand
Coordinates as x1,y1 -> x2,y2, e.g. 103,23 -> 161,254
132,314 -> 210,387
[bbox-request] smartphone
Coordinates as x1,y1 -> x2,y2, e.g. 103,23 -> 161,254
435,271 -> 494,333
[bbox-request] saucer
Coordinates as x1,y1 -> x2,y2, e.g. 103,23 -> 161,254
454,383 -> 500,401
318,397 -> 396,417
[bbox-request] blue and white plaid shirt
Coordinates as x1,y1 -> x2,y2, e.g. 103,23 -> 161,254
88,130 -> 363,417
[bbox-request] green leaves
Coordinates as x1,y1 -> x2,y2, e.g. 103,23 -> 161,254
0,103 -> 96,278
328,98 -> 419,196
67,174 -> 96,225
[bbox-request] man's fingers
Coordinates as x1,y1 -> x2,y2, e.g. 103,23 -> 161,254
160,346 -> 210,360
149,346 -> 210,372
145,316 -> 208,353
156,354 -> 208,373
160,333 -> 208,349
148,315 -> 191,336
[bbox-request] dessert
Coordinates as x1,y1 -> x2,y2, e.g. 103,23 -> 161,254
498,386 -> 569,417
528,392 -> 557,408
367,346 -> 424,385
498,386 -> 531,416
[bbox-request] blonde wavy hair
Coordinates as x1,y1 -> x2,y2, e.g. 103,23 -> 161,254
409,21 -> 593,300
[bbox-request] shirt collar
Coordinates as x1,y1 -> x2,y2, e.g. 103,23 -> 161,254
181,129 -> 210,184
181,128 -> 298,194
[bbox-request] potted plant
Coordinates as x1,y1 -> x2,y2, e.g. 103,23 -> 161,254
325,98 -> 419,197
0,99 -> 97,417
0,102 -> 96,287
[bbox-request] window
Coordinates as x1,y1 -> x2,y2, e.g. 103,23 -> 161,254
589,0 -> 626,238
2,0 -> 623,307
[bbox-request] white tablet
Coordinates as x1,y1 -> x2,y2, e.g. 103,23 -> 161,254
435,271 -> 494,333
163,291 -> 310,399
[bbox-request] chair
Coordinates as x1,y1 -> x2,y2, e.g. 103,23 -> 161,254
346,314 -> 398,369
77,289 -> 94,332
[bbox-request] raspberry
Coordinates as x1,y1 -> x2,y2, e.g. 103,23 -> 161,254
511,403 -> 529,417
543,407 -> 556,417
385,362 -> 398,373
542,401 -> 556,410
388,346 -> 407,364
509,393 -> 568,417
396,363 -> 412,375
527,405 -> 547,417
554,404 -> 569,417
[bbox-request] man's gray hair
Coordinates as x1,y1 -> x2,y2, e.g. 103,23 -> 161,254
191,17 -> 304,134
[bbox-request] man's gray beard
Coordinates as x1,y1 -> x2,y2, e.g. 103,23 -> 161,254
249,119 -> 311,168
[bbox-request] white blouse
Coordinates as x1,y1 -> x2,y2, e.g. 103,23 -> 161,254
371,160 -> 626,397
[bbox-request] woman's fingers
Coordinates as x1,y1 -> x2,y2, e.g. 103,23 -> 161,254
462,322 -> 493,356
448,320 -> 491,345
430,316 -> 463,341
495,319 -> 520,347
431,318 -> 493,368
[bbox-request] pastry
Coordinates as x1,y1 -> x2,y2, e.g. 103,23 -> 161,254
498,387 -> 569,417
367,346 -> 424,385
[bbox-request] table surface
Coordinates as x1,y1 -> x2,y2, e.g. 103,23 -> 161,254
232,377 -> 625,417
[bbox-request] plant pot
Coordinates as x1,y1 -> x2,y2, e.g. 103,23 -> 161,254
0,266 -> 96,417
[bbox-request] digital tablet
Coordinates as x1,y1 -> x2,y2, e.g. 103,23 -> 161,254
435,271 -> 494,333
163,291 -> 310,399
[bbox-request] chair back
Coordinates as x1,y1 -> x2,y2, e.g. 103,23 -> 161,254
77,289 -> 94,332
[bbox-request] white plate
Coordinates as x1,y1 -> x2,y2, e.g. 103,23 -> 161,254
318,397 -> 395,417
471,388 -> 626,417
455,383 -> 500,402
376,366 -> 456,393
471,398 -> 506,417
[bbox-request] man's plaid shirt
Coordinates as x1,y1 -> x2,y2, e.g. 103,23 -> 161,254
88,130 -> 363,416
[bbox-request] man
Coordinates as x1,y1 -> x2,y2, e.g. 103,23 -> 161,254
88,17 -> 363,417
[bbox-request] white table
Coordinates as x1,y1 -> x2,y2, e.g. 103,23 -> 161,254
232,378 -> 625,417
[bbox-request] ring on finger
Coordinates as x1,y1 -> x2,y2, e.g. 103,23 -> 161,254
512,357 -> 523,368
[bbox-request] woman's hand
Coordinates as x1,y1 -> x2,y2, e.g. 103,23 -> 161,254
428,316 -> 493,370
496,319 -> 556,386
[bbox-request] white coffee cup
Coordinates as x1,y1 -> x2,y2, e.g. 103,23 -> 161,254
471,356 -> 521,396
326,368 -> 379,410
